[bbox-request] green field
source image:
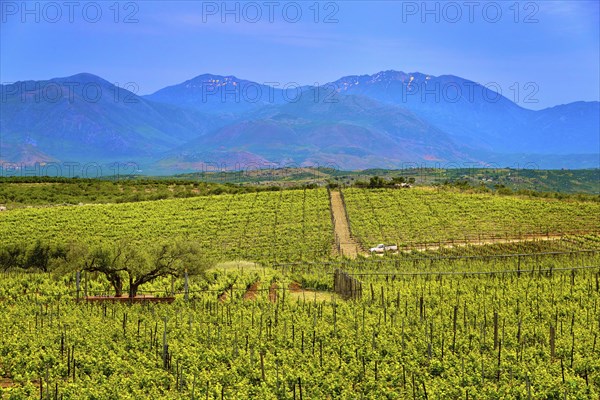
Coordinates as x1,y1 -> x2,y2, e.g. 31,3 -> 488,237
0,189 -> 332,263
2,187 -> 598,262
1,249 -> 599,398
1,167 -> 598,210
342,188 -> 600,248
1,183 -> 599,398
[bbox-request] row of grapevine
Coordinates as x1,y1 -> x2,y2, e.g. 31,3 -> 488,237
342,188 -> 600,248
1,262 -> 598,398
0,189 -> 333,263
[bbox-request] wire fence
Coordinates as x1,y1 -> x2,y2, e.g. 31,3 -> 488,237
344,265 -> 600,277
2,249 -> 599,302
271,249 -> 600,268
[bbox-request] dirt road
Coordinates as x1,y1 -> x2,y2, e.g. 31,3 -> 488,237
330,191 -> 361,258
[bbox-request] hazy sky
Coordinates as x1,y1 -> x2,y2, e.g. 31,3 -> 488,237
1,0 -> 598,109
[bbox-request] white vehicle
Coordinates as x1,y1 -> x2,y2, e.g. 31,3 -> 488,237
369,244 -> 398,253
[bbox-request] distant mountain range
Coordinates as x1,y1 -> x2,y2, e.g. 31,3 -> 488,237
1,71 -> 598,173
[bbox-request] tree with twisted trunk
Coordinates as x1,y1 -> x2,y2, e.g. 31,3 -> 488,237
65,240 -> 204,298
125,240 -> 202,298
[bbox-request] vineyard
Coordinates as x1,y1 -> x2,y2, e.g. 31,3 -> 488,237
1,185 -> 600,398
0,189 -> 332,263
341,188 -> 600,249
2,187 -> 598,264
1,251 -> 599,398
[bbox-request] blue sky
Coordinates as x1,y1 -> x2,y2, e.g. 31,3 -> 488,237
1,0 -> 598,109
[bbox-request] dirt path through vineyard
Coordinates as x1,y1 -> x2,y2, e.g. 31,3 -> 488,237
330,191 -> 361,258
405,234 -> 566,252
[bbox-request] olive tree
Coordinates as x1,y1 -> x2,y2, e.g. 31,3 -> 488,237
64,241 -> 132,297
65,239 -> 204,298
124,240 -> 202,297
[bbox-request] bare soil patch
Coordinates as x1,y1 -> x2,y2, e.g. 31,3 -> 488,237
243,281 -> 260,301
218,292 -> 228,302
288,282 -> 302,292
0,378 -> 14,388
0,378 -> 41,389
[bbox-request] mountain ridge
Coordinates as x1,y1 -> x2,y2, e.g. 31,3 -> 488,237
1,71 -> 598,172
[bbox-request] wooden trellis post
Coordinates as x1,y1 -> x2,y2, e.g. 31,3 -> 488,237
333,269 -> 362,300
